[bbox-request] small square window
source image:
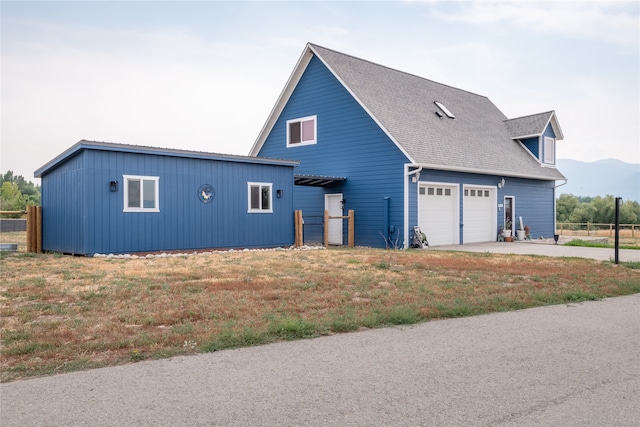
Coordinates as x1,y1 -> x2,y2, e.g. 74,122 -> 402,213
123,175 -> 159,212
419,187 -> 426,195
287,116 -> 316,147
470,189 -> 476,197
248,182 -> 273,213
484,190 -> 489,197
436,188 -> 443,196
427,187 -> 435,195
464,189 -> 468,196
444,188 -> 451,196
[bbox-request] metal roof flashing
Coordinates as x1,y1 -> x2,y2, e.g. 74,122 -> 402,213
35,140 -> 299,178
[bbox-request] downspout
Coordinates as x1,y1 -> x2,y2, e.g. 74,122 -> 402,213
553,179 -> 568,236
403,165 -> 422,248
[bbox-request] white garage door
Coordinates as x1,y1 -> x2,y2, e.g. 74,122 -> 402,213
463,186 -> 496,243
418,184 -> 459,246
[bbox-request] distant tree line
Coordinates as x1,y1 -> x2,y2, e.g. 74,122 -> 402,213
557,194 -> 640,225
0,171 -> 41,215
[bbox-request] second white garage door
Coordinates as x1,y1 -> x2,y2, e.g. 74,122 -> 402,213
418,183 -> 459,246
463,186 -> 496,243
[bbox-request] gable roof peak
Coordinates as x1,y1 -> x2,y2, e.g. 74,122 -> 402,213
307,43 -> 490,101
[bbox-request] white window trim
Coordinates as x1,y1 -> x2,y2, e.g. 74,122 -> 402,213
123,175 -> 160,213
543,136 -> 555,165
286,115 -> 317,148
247,182 -> 273,213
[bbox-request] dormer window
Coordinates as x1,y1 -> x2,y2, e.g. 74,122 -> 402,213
434,101 -> 455,119
543,137 -> 555,164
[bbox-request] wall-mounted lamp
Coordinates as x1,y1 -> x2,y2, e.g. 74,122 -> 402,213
341,199 -> 346,210
497,178 -> 505,189
110,180 -> 118,192
276,189 -> 283,198
412,172 -> 421,183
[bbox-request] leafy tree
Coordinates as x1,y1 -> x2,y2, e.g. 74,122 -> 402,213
0,171 -> 40,213
558,193 -> 640,225
568,203 -> 597,223
0,182 -> 26,212
556,194 -> 579,222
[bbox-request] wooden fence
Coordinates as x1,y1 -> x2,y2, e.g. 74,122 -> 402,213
1,207 -> 42,253
557,222 -> 637,238
294,210 -> 355,248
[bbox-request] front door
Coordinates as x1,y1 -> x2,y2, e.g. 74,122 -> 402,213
325,194 -> 343,245
504,196 -> 514,233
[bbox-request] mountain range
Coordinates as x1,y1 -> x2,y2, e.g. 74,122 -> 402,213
555,158 -> 639,202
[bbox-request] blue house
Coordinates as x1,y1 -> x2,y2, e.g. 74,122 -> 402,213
35,140 -> 298,255
250,43 -> 566,248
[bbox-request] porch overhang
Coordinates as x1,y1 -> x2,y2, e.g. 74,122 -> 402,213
294,174 -> 346,187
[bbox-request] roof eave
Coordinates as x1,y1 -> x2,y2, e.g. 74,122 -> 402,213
413,162 -> 565,181
36,140 -> 299,178
248,44 -> 315,157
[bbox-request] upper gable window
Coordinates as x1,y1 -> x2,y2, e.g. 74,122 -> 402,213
287,116 -> 316,147
543,137 -> 555,164
434,101 -> 455,119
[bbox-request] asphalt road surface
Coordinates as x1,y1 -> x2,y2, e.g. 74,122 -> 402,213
2,293 -> 639,426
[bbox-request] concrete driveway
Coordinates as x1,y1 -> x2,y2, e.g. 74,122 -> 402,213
2,293 -> 639,426
430,240 -> 640,262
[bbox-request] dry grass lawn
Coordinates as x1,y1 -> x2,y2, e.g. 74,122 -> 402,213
1,245 -> 639,383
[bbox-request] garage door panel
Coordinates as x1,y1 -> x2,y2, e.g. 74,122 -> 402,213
418,184 -> 458,246
463,187 -> 495,243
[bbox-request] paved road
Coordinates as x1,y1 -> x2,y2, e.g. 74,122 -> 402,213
2,294 -> 639,426
431,240 -> 640,262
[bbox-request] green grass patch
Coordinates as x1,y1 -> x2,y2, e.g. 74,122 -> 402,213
565,239 -> 640,250
620,261 -> 640,269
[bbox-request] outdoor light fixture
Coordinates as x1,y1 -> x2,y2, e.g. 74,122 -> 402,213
110,180 -> 118,192
498,178 -> 505,189
276,189 -> 283,198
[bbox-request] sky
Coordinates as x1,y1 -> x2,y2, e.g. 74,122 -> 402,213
1,1 -> 639,183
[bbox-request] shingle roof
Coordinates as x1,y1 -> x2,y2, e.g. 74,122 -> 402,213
504,111 -> 563,139
251,43 -> 565,181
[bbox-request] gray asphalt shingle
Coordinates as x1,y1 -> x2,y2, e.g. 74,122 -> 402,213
310,44 -> 565,180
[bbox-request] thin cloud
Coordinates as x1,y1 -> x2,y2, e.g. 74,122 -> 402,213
433,1 -> 639,46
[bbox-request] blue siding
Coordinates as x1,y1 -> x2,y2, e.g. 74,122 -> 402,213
41,149 -> 295,255
521,137 -> 539,158
257,55 -> 411,248
416,170 -> 556,241
41,152 -> 87,255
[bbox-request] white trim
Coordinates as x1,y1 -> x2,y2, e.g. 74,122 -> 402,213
286,115 -> 317,147
403,164 -> 421,248
325,193 -> 344,245
249,47 -> 315,156
408,162 -> 560,181
247,182 -> 273,213
310,45 -> 416,163
123,175 -> 160,213
503,195 -> 515,234
517,139 -> 543,165
543,136 -> 555,165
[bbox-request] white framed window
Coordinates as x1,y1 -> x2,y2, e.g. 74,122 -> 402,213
248,182 -> 272,213
543,137 -> 555,164
286,115 -> 316,147
123,175 -> 159,212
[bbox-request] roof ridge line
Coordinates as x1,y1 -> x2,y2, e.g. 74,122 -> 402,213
308,42 -> 491,100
